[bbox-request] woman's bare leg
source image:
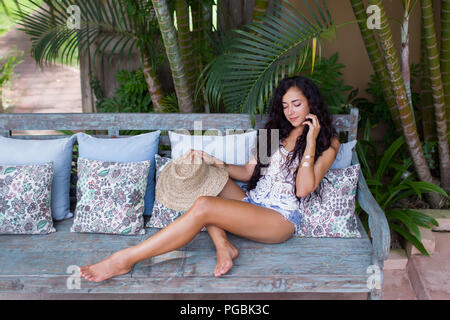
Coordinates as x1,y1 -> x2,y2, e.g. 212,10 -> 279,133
80,193 -> 295,282
206,178 -> 246,276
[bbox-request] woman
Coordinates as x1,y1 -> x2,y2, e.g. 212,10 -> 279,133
80,76 -> 341,282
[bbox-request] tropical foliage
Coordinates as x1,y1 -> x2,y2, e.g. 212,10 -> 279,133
0,48 -> 23,112
351,0 -> 450,208
356,120 -> 448,255
0,0 -> 42,35
92,70 -> 153,114
350,63 -> 422,149
199,0 -> 337,116
15,0 -> 170,111
299,51 -> 354,114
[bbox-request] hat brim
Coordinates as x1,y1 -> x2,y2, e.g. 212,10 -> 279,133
155,161 -> 229,212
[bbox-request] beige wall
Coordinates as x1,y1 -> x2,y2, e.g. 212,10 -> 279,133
291,0 -> 442,99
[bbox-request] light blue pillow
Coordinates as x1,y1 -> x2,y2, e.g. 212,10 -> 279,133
76,131 -> 161,216
0,135 -> 77,221
330,140 -> 357,170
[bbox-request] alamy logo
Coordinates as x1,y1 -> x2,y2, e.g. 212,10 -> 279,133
366,265 -> 381,290
367,5 -> 381,30
67,5 -> 81,30
170,121 -> 278,171
66,265 -> 81,290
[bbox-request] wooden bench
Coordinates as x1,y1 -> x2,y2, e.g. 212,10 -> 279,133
0,108 -> 390,299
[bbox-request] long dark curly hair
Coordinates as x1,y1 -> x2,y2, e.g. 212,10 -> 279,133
246,76 -> 338,201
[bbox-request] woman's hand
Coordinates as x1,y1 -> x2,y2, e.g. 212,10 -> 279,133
182,149 -> 224,167
303,113 -> 321,145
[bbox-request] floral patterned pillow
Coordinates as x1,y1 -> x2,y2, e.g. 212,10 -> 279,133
146,154 -> 206,231
295,164 -> 362,238
71,157 -> 150,235
0,162 -> 55,234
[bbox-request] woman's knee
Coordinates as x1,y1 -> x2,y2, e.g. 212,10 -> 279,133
190,196 -> 215,221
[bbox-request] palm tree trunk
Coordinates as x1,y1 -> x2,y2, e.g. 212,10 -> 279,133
368,0 -> 443,207
175,0 -> 197,96
420,19 -> 436,143
142,51 -> 165,112
421,0 -> 450,192
401,4 -> 414,117
151,0 -> 194,113
252,0 -> 269,23
441,0 -> 450,144
349,0 -> 402,136
190,1 -> 211,113
191,2 -> 202,84
200,1 -> 211,113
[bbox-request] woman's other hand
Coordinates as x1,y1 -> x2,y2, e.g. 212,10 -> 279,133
303,113 -> 321,145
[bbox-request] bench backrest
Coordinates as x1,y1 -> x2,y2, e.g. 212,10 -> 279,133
0,108 -> 359,145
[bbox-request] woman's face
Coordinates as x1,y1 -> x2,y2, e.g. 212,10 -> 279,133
282,86 -> 311,129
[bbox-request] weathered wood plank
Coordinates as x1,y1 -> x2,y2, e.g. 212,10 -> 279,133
0,219 -> 372,253
0,130 -> 10,137
0,274 -> 371,294
131,248 -> 372,279
0,249 -> 133,277
0,112 -> 356,132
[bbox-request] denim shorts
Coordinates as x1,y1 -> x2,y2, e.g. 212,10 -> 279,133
241,196 -> 302,233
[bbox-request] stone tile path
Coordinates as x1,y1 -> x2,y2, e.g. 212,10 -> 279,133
0,26 -> 82,114
407,232 -> 450,299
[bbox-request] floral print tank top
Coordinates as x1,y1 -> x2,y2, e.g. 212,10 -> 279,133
247,143 -> 300,211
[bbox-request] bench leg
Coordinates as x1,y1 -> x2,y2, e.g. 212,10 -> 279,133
367,258 -> 384,300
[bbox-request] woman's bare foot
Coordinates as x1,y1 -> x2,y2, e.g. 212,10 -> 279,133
213,241 -> 239,277
80,250 -> 134,282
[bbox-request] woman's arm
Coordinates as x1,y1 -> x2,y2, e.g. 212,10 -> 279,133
295,137 -> 340,197
213,156 -> 257,182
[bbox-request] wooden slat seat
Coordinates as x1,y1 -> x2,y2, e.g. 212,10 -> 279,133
0,218 -> 373,295
0,108 -> 390,299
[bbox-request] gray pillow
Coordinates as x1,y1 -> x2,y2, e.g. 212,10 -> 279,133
76,131 -> 161,216
0,135 -> 76,220
330,140 -> 357,170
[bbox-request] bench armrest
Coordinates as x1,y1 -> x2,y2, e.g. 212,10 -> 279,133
352,150 -> 391,264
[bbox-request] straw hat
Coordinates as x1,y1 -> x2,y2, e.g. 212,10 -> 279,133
155,154 -> 229,211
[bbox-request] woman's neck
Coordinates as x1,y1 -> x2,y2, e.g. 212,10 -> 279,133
289,125 -> 305,140
282,125 -> 305,150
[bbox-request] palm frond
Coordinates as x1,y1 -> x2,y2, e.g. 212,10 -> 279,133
201,0 -> 335,115
15,0 -> 158,69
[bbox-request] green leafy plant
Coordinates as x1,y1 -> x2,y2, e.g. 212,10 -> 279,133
0,47 -> 23,111
422,139 -> 438,171
0,48 -> 22,85
160,92 -> 179,113
91,69 -> 153,136
356,119 -> 448,256
0,0 -> 43,36
96,69 -> 153,114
